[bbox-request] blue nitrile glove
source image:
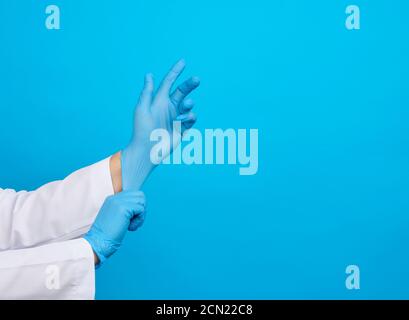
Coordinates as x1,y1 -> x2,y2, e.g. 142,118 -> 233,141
84,190 -> 146,267
121,59 -> 201,190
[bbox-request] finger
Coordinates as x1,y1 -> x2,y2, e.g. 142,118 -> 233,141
117,193 -> 146,211
128,212 -> 146,231
118,190 -> 146,203
119,200 -> 144,221
109,191 -> 145,208
125,202 -> 145,214
157,59 -> 186,95
138,73 -> 154,109
170,76 -> 200,108
179,98 -> 195,114
121,200 -> 146,213
176,112 -> 197,133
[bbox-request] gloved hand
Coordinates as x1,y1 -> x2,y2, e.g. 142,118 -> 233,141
84,190 -> 146,267
121,59 -> 200,190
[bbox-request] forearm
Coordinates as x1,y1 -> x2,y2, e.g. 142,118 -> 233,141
0,158 -> 114,250
109,152 -> 122,194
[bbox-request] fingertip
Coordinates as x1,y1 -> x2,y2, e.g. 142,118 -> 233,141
191,76 -> 201,86
182,114 -> 197,131
172,59 -> 186,73
178,58 -> 186,66
190,113 -> 197,123
144,73 -> 154,86
177,111 -> 197,122
176,113 -> 188,122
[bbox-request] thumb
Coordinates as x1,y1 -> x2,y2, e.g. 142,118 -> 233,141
128,211 -> 146,231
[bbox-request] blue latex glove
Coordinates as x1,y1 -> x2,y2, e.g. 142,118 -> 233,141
84,190 -> 146,267
121,59 -> 201,190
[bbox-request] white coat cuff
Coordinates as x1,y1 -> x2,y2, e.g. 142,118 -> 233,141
0,238 -> 95,300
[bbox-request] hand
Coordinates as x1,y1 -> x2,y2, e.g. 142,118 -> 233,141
121,59 -> 200,190
84,190 -> 146,267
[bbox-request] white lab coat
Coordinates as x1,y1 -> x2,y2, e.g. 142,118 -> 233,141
0,158 -> 114,299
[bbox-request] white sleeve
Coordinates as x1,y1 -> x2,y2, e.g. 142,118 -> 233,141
0,158 -> 114,251
0,238 -> 95,300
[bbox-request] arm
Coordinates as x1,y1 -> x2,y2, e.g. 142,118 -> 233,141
0,238 -> 96,300
0,61 -> 199,251
0,157 -> 118,251
0,190 -> 146,299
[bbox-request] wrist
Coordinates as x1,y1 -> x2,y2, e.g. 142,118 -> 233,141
93,251 -> 100,266
121,147 -> 155,190
83,236 -> 102,268
84,231 -> 107,269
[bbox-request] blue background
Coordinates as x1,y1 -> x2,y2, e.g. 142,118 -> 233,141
1,0 -> 408,299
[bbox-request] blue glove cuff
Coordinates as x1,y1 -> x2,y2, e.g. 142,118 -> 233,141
84,228 -> 120,269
